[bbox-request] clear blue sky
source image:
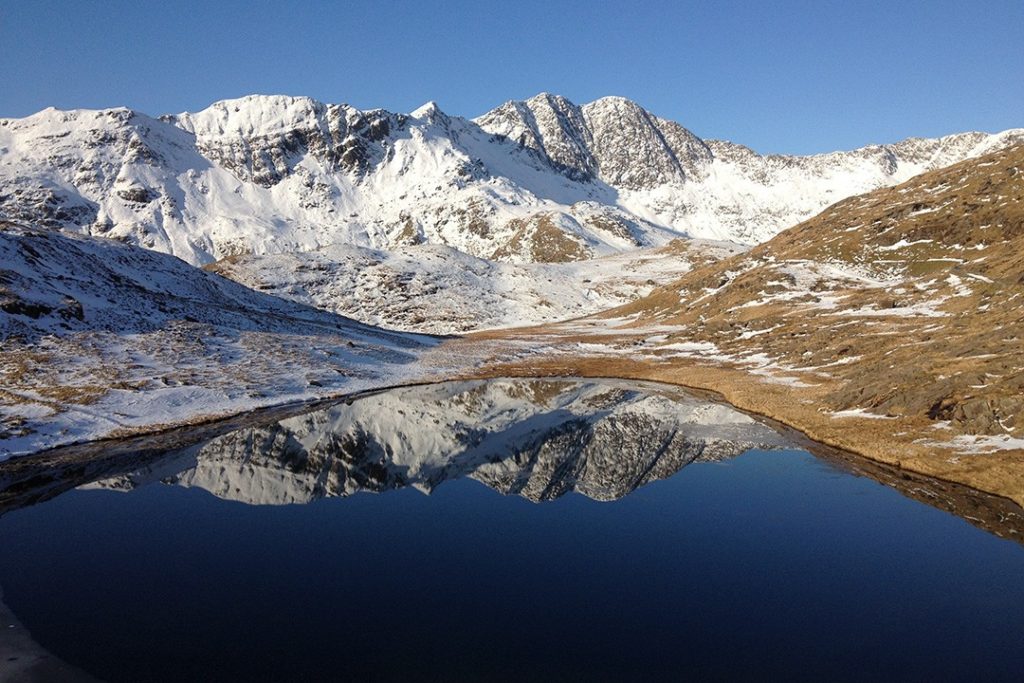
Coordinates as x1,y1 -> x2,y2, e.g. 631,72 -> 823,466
1,0 -> 1021,154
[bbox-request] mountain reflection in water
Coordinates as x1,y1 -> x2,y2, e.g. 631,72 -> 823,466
80,378 -> 788,505
2,378 -> 1023,544
3,379 -> 1024,683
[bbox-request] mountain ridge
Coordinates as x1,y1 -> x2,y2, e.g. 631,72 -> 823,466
2,93 -> 1019,266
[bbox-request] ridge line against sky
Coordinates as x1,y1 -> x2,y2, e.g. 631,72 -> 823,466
1,0 -> 1022,156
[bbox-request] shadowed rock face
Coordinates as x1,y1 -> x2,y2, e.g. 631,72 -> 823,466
0,379 -> 787,510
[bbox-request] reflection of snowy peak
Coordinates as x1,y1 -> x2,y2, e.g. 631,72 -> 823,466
2,93 -> 1019,264
94,379 -> 787,505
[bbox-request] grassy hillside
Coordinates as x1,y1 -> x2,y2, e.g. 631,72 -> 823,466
478,144 -> 1024,504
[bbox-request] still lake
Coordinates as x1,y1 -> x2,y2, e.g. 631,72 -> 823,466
1,378 -> 1022,682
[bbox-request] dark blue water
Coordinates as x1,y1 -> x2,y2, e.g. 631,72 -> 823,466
2,447 -> 1023,682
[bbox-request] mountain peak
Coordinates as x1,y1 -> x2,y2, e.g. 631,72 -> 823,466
585,94 -> 637,108
196,93 -> 323,111
525,92 -> 578,108
176,94 -> 330,137
1,105 -> 142,128
410,100 -> 444,119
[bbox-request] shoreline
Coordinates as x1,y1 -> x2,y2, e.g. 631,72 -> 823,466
3,370 -> 1022,543
0,586 -> 100,682
464,345 -> 1024,512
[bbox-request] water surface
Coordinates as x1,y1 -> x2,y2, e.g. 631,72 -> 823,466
1,378 -> 1022,682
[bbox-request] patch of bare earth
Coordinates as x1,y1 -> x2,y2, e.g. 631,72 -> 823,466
492,212 -> 592,263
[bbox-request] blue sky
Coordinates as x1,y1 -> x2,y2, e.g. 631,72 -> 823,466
1,0 -> 1021,154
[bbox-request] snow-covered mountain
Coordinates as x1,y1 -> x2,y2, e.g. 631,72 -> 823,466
0,221 -> 419,343
0,221 -> 446,456
477,94 -> 1023,243
2,93 -> 1019,265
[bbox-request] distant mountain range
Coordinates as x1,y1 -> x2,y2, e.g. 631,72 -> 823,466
2,93 -> 1020,265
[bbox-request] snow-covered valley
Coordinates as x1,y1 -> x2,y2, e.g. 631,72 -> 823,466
207,238 -> 742,334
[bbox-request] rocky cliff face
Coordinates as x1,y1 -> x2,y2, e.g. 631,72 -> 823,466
2,94 -> 1018,265
474,93 -> 715,188
475,93 -> 598,182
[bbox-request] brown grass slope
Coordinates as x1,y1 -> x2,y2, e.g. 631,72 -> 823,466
475,143 -> 1024,504
622,142 -> 1024,432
